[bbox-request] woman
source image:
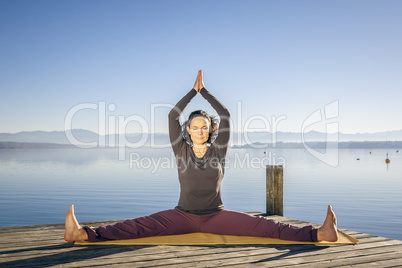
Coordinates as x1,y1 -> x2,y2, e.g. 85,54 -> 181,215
65,71 -> 338,242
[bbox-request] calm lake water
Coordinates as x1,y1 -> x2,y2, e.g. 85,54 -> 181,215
1,147 -> 401,240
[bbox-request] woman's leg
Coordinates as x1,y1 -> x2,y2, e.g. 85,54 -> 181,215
201,205 -> 337,242
65,205 -> 200,242
201,210 -> 317,242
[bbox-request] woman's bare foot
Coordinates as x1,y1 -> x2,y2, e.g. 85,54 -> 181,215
317,205 -> 338,242
64,205 -> 88,242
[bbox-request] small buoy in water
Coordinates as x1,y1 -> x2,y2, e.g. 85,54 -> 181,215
397,150 -> 400,153
369,151 -> 372,154
264,151 -> 266,154
356,158 -> 360,160
386,158 -> 390,163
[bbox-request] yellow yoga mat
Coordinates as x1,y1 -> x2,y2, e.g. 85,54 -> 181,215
75,229 -> 358,245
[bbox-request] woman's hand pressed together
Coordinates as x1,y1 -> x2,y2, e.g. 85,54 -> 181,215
193,70 -> 205,93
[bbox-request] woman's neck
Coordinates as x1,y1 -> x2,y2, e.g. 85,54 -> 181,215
192,144 -> 208,158
193,144 -> 207,149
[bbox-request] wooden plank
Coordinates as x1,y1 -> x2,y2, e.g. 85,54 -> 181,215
60,242 -> 402,268
3,239 -> 400,267
1,216 -> 402,267
129,242 -> 402,268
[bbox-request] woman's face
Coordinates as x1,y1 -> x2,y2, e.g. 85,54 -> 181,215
186,116 -> 210,146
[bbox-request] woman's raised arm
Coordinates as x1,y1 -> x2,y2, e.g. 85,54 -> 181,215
198,83 -> 231,149
168,75 -> 199,154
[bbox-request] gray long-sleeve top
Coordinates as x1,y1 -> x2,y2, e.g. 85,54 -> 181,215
168,88 -> 231,215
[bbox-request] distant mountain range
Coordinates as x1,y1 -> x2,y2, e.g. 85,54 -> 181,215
0,129 -> 401,149
0,129 -> 171,147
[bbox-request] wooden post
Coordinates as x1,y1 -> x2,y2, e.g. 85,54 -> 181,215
266,165 -> 283,216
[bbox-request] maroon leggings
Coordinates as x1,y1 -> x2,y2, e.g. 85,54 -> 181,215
84,209 -> 318,242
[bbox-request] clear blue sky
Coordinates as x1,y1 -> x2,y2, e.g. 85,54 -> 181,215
1,0 -> 401,134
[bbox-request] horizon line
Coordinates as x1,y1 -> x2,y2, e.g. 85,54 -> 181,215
1,128 -> 402,136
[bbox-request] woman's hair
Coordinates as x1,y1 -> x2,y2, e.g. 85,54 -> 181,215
182,110 -> 218,145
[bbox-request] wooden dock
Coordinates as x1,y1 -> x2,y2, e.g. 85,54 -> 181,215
1,213 -> 402,267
